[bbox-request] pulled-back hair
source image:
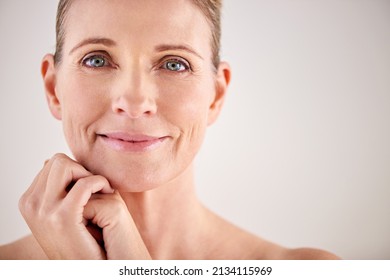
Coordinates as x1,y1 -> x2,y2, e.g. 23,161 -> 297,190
54,0 -> 222,68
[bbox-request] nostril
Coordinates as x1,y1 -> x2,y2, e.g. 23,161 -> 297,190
112,96 -> 157,119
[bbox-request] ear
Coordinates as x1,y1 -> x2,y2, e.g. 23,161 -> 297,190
41,54 -> 62,120
207,61 -> 231,125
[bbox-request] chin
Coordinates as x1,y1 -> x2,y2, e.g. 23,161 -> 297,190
84,161 -> 172,193
72,147 -> 193,193
107,173 -> 164,193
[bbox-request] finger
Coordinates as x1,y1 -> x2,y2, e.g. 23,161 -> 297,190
83,192 -> 127,226
29,154 -> 88,199
21,166 -> 44,198
86,223 -> 104,247
63,175 -> 114,216
83,193 -> 151,260
43,153 -> 92,203
19,156 -> 56,216
19,167 -> 46,219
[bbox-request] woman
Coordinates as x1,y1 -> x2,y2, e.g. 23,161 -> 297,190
0,0 -> 338,259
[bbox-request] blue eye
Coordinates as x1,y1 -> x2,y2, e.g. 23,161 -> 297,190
163,60 -> 188,72
83,55 -> 108,68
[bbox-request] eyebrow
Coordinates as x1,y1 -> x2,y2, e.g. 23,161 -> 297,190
155,44 -> 204,60
69,37 -> 116,55
68,38 -> 204,60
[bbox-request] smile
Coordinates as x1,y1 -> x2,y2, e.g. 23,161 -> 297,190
98,132 -> 168,152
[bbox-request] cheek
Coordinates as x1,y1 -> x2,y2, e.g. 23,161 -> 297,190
59,72 -> 110,118
57,73 -> 110,146
159,78 -> 212,149
159,77 -> 212,123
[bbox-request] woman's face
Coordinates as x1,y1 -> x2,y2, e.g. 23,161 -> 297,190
43,0 -> 230,191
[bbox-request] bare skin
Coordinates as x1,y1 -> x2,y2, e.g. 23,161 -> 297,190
0,155 -> 338,259
0,0 -> 339,260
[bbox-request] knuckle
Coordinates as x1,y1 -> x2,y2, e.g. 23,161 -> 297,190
101,196 -> 124,213
50,154 -> 89,180
93,175 -> 110,186
51,153 -> 69,168
19,192 -> 65,226
111,204 -> 122,215
75,175 -> 109,189
18,193 -> 28,213
52,153 -> 68,160
19,193 -> 38,218
74,176 -> 89,187
110,194 -> 127,209
49,208 -> 67,225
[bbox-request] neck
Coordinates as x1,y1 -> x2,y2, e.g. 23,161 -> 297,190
119,164 -> 207,259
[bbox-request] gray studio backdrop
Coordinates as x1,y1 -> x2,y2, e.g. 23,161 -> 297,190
0,0 -> 389,259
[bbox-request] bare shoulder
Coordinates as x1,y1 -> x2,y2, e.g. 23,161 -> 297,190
247,238 -> 340,260
203,210 -> 340,260
0,235 -> 47,260
278,247 -> 341,260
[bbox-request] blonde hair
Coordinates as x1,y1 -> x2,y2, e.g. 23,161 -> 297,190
54,0 -> 222,68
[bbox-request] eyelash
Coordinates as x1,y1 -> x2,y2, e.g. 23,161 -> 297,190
81,52 -> 113,69
80,52 -> 192,73
159,57 -> 191,73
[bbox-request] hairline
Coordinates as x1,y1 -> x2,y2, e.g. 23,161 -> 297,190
54,0 -> 221,69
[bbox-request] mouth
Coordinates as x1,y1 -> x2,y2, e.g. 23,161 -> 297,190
97,132 -> 168,152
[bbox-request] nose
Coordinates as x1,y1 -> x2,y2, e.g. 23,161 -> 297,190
111,70 -> 157,119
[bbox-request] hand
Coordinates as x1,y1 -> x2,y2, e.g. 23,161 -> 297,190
19,153 -> 115,259
84,191 -> 151,259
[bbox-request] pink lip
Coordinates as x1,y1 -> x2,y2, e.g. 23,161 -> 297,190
98,132 -> 168,152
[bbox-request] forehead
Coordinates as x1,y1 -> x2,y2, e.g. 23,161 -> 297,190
63,0 -> 212,55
